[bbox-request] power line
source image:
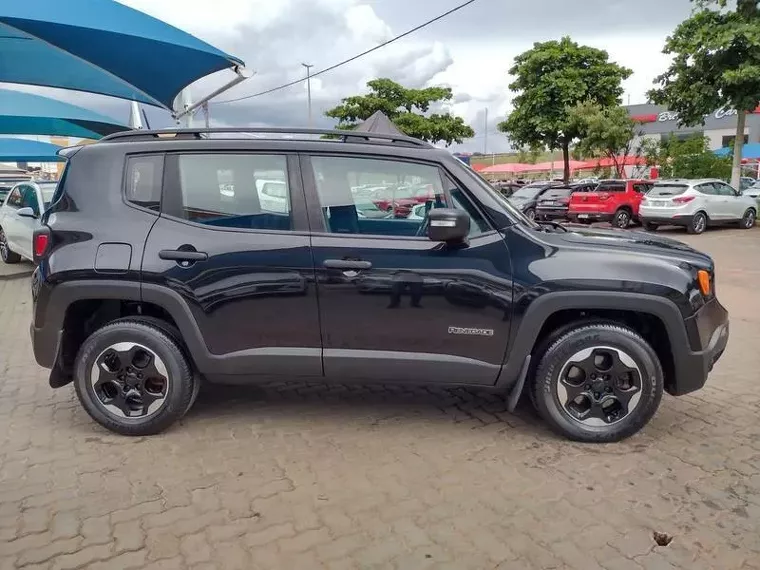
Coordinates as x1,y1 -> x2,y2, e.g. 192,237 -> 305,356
212,0 -> 477,105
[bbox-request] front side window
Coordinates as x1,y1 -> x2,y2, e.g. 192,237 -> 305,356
310,156 -> 445,236
714,183 -> 737,197
172,154 -> 291,231
6,187 -> 23,208
21,186 -> 40,214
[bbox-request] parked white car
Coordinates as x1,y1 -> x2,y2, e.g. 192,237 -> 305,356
639,179 -> 757,234
743,182 -> 760,200
0,181 -> 57,263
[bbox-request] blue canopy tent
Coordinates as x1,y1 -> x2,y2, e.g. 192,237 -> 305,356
0,138 -> 63,162
0,0 -> 248,115
715,143 -> 760,160
0,88 -> 129,139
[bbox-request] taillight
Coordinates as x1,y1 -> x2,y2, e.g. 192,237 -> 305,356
33,228 -> 50,261
673,196 -> 695,204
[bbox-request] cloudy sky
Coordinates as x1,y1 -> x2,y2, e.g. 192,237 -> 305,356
14,0 -> 696,153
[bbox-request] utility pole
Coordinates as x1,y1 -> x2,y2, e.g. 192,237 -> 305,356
302,63 -> 314,127
484,108 -> 488,155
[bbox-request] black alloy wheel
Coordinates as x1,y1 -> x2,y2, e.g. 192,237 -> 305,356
532,322 -> 663,442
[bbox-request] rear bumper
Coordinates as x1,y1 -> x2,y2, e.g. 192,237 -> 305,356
536,207 -> 568,220
670,297 -> 729,396
640,214 -> 694,227
567,212 -> 614,223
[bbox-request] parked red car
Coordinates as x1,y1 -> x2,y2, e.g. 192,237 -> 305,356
372,185 -> 435,218
568,179 -> 654,228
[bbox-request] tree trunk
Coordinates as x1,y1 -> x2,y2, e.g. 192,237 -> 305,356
562,140 -> 570,184
731,110 -> 746,190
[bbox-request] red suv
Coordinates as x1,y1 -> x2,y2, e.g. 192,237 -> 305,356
372,185 -> 435,218
568,179 -> 653,228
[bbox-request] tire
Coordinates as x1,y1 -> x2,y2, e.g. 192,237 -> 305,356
525,208 -> 536,221
74,320 -> 196,436
612,209 -> 632,229
0,227 -> 21,264
531,322 -> 663,443
644,222 -> 658,232
740,209 -> 756,230
687,212 -> 707,234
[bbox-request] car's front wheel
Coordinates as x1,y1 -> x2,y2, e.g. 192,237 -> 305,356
531,322 -> 663,443
524,208 -> 536,221
0,227 -> 21,264
740,209 -> 756,230
74,320 -> 197,436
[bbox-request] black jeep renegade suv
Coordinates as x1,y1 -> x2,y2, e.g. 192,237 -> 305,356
30,128 -> 729,442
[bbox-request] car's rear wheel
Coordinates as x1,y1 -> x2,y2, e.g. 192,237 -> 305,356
687,212 -> 707,234
531,322 -> 663,443
740,209 -> 756,230
0,227 -> 21,264
612,209 -> 632,229
74,320 -> 196,436
644,222 -> 658,232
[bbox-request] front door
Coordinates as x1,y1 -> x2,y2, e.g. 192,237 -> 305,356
714,182 -> 746,220
140,151 -> 322,379
302,154 -> 513,385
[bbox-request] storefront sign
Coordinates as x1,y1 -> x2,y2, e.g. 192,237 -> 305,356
656,108 -> 742,123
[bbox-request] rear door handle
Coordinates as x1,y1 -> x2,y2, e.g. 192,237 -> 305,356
323,259 -> 372,270
159,249 -> 208,262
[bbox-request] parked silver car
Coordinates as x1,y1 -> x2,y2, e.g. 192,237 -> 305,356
639,179 -> 757,234
0,181 -> 57,263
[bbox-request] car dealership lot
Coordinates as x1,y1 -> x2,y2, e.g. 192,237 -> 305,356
1,228 -> 759,570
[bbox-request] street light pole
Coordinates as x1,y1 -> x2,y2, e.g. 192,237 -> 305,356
302,63 -> 314,127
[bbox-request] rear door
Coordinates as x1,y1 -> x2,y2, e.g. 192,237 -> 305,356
141,151 -> 322,379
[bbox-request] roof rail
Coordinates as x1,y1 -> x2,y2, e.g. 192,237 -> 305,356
99,127 -> 432,148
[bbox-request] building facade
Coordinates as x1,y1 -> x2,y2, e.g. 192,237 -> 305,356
626,104 -> 760,150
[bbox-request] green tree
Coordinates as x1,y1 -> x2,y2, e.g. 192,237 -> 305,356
642,135 -> 732,180
325,78 -> 474,146
649,0 -> 760,188
568,101 -> 643,178
497,37 -> 632,183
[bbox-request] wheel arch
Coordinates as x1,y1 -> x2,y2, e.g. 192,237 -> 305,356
496,292 -> 686,396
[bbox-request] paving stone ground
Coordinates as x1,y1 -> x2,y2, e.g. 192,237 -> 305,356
1,227 -> 759,569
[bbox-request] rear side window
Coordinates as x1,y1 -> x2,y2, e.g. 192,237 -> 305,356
649,184 -> 688,197
167,154 -> 292,231
597,182 -> 626,193
126,155 -> 163,211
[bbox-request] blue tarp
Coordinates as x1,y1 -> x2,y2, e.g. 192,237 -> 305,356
0,138 -> 64,162
0,88 -> 129,139
715,143 -> 760,160
0,1 -> 244,109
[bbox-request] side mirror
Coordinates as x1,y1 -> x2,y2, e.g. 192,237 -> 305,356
17,207 -> 37,219
427,208 -> 469,243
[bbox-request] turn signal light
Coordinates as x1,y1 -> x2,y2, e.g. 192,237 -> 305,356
673,196 -> 695,204
697,270 -> 711,296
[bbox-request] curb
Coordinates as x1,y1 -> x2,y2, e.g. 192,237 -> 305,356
0,271 -> 33,281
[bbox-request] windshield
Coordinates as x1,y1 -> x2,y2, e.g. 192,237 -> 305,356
510,186 -> 544,199
649,184 -> 688,197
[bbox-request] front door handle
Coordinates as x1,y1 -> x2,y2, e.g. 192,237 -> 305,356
159,249 -> 208,262
323,259 -> 372,270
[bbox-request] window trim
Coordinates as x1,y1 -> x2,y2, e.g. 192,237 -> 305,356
300,152 -> 496,240
159,151 -> 310,235
122,153 -> 165,216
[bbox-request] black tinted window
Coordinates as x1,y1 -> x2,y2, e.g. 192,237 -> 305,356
21,186 -> 40,214
171,154 -> 291,231
126,155 -> 163,211
597,182 -> 626,193
543,188 -> 572,199
649,184 -> 688,197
